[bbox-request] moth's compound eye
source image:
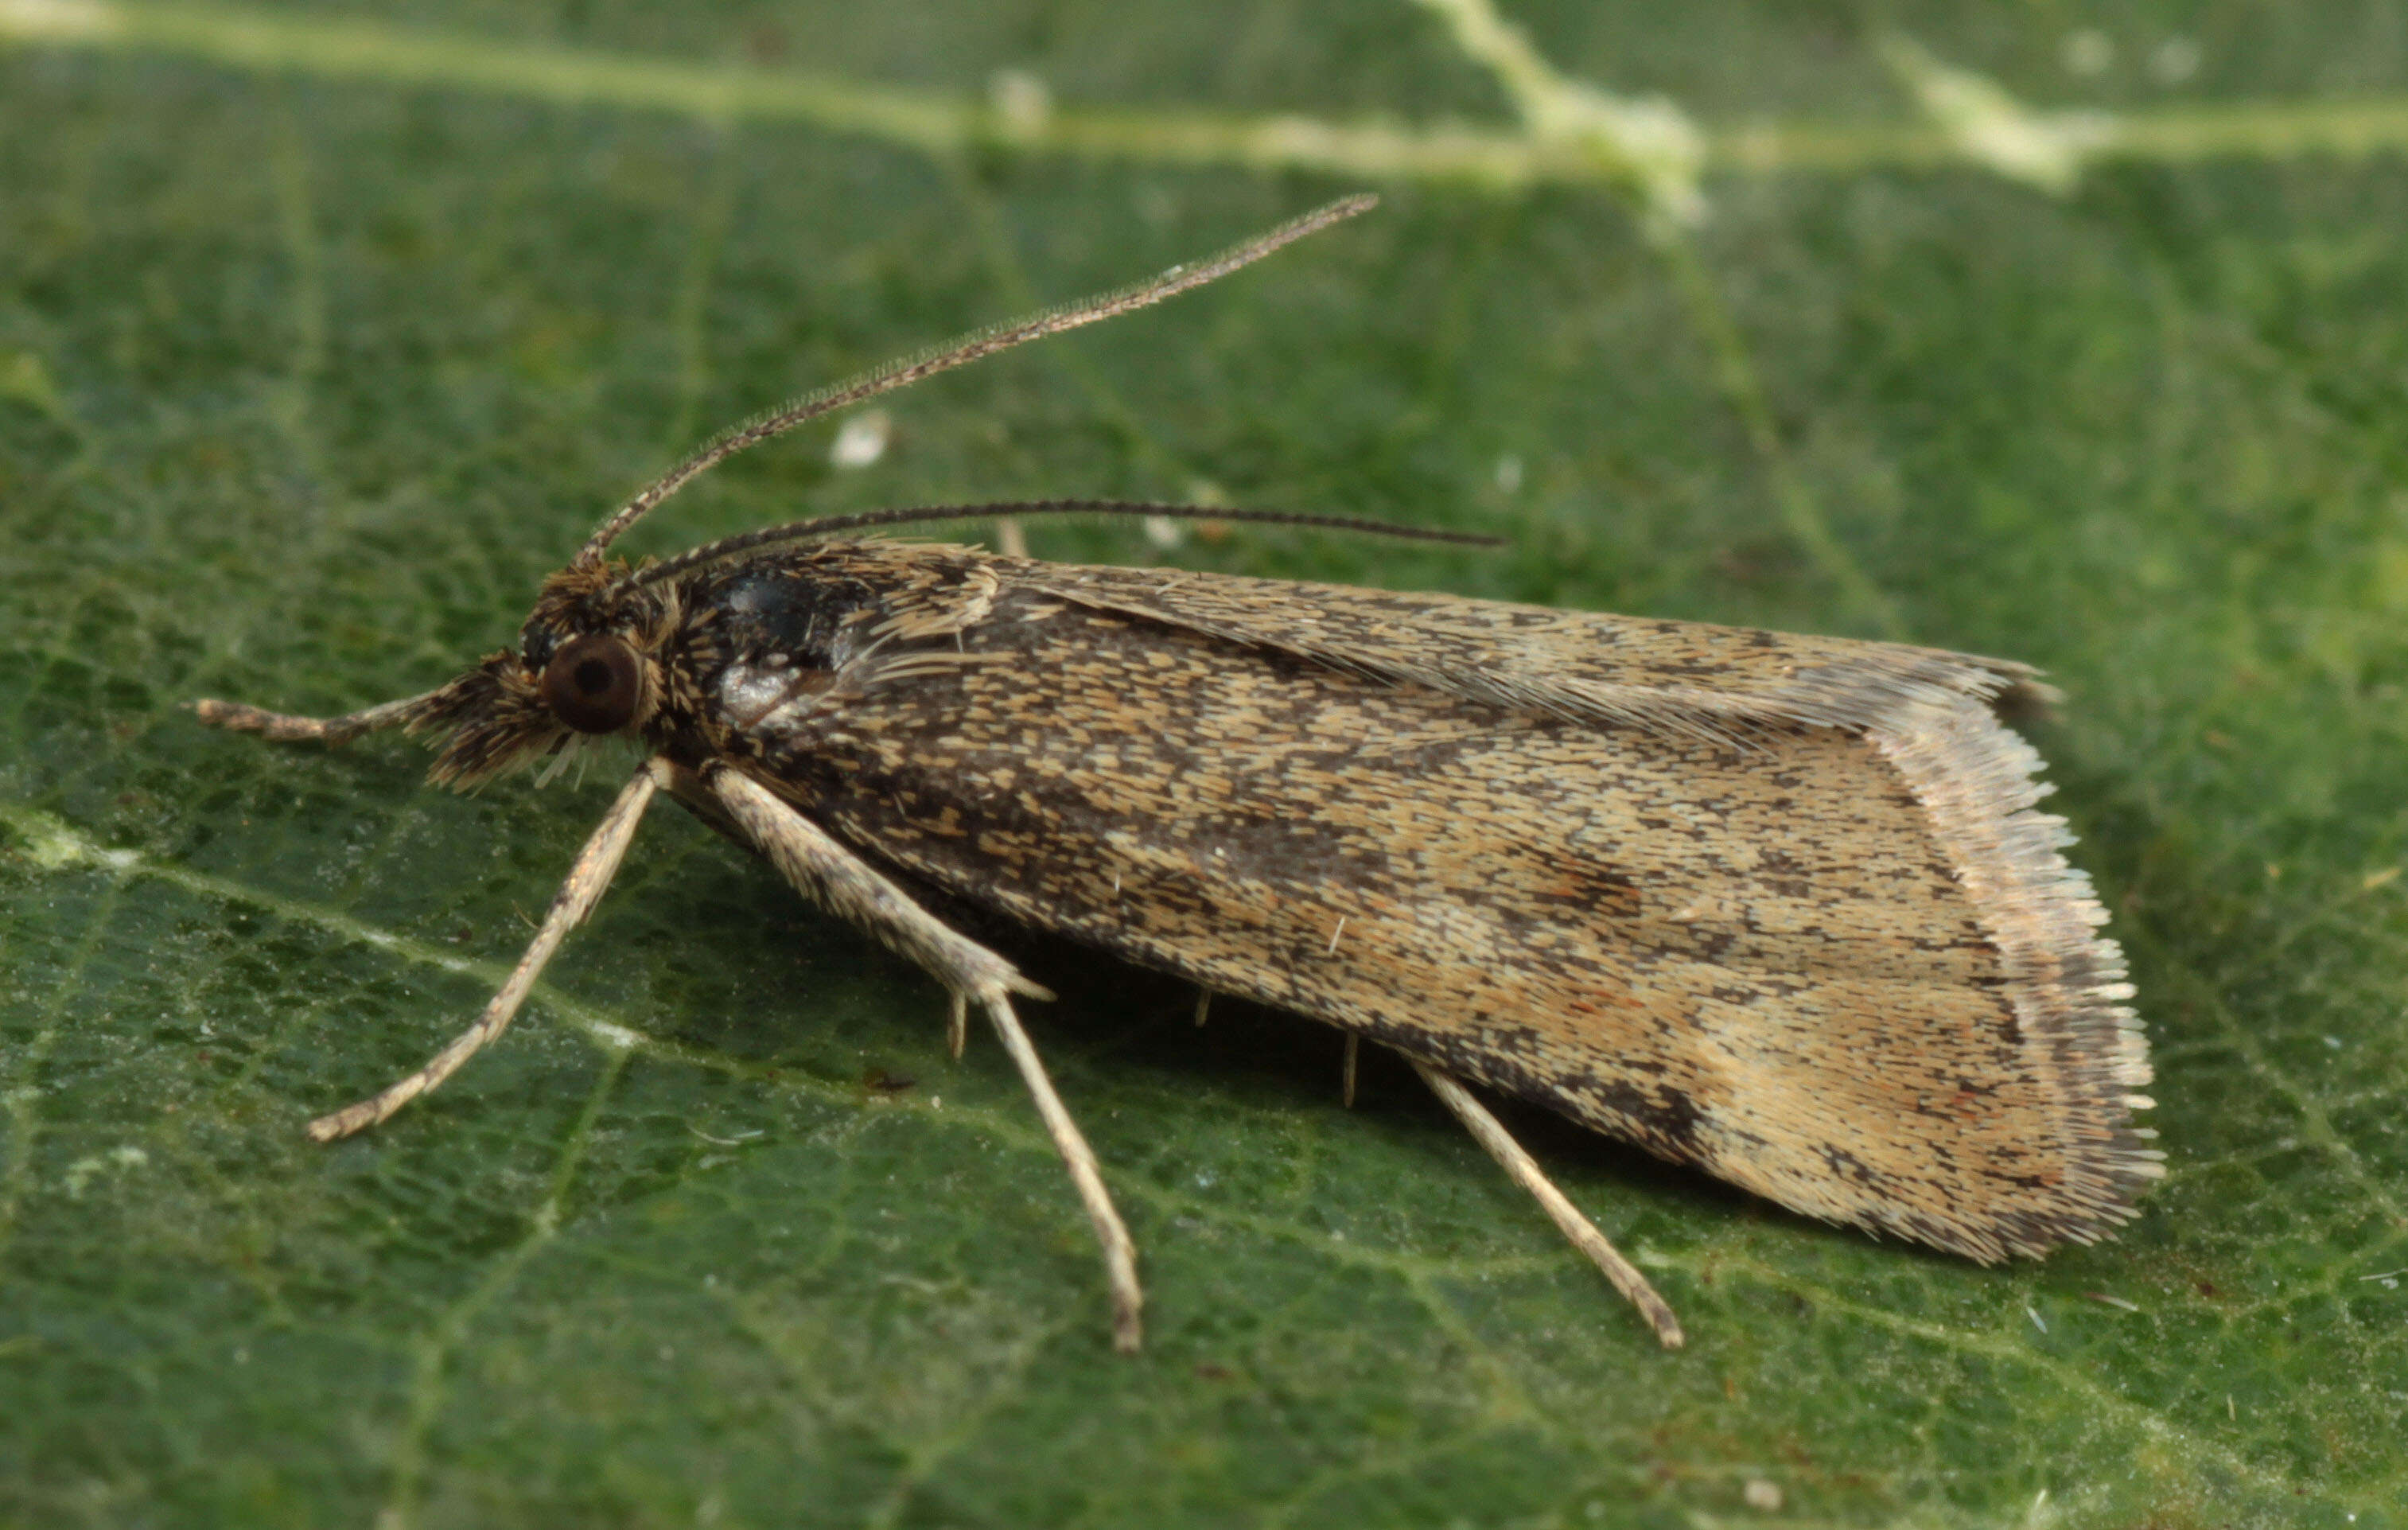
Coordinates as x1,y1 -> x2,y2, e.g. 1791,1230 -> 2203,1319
539,634 -> 642,734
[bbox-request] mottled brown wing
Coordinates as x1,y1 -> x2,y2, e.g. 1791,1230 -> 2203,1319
738,546 -> 2158,1261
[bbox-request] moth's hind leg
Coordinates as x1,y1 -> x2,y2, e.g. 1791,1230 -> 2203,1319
1410,1061 -> 1686,1349
193,690 -> 441,744
702,765 -> 1142,1354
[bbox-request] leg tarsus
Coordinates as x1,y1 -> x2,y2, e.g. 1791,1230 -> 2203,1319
1410,1059 -> 1685,1349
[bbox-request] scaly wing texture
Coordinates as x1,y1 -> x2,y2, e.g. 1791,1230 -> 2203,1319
739,547 -> 2158,1260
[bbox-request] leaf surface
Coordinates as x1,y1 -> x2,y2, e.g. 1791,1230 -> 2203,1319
2,5 -> 2403,1525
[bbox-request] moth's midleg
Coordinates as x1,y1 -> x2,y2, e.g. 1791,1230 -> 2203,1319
1409,1061 -> 1685,1349
978,990 -> 1145,1354
702,768 -> 1051,1006
309,758 -> 664,1143
702,766 -> 1142,1353
192,690 -> 442,745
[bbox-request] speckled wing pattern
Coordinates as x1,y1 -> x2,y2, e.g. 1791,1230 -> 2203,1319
703,542 -> 2159,1262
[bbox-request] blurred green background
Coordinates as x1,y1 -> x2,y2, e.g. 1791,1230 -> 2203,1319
3,2 -> 2406,1525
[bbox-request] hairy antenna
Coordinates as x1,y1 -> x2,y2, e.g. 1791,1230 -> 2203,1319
575,194 -> 1379,566
617,501 -> 1500,590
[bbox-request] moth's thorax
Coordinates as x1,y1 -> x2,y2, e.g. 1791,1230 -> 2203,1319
652,540 -> 1003,765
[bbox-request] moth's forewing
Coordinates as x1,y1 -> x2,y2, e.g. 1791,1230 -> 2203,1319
664,542 -> 2155,1261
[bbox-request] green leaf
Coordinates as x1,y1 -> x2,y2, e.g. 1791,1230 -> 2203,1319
3,4 -> 2405,1525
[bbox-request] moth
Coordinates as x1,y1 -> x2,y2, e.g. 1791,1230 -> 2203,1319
196,196 -> 2161,1352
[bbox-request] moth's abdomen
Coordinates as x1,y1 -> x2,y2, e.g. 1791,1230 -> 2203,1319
733,561 -> 2154,1264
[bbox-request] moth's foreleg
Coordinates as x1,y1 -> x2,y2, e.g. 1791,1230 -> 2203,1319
193,689 -> 441,745
1409,1061 -> 1685,1349
702,766 -> 1142,1354
309,759 -> 665,1142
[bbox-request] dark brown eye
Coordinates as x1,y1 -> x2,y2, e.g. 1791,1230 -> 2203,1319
539,634 -> 643,734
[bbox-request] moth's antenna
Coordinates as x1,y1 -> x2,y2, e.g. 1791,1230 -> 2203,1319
575,194 -> 1380,567
617,501 -> 1499,589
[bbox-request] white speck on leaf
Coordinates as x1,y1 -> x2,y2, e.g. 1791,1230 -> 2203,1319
988,69 -> 1052,134
830,410 -> 892,469
2061,29 -> 2114,76
2152,36 -> 2201,84
64,1146 -> 146,1199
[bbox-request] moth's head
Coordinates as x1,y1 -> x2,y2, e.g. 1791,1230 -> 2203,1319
415,563 -> 675,788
